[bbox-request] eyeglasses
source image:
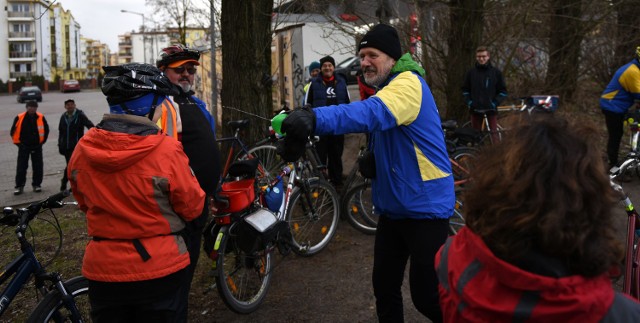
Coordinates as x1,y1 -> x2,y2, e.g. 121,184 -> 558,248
170,66 -> 197,75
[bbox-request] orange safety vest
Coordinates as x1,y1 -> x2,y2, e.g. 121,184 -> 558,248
12,112 -> 45,144
156,99 -> 178,138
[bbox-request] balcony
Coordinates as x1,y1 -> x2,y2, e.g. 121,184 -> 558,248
8,11 -> 33,18
10,72 -> 34,79
9,31 -> 35,38
9,51 -> 36,58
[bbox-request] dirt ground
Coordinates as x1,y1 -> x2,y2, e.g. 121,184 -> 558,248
187,133 -> 430,322
188,219 -> 428,322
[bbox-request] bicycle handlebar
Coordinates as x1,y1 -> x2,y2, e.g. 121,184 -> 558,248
0,191 -> 72,227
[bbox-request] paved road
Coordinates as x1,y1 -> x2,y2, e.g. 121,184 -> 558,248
0,89 -> 107,207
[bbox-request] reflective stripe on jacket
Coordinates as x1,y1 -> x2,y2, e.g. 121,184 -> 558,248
157,98 -> 179,138
12,112 -> 45,144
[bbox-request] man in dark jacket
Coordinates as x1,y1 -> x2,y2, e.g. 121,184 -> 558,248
156,44 -> 222,318
58,99 -> 94,191
462,46 -> 507,143
10,101 -> 49,195
304,55 -> 351,188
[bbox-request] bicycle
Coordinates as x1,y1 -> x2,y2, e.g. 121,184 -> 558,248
205,151 -> 340,314
0,191 -> 90,322
341,148 -> 473,236
609,155 -> 640,299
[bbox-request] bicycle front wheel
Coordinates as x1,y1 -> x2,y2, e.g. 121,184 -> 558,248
214,225 -> 273,314
27,276 -> 91,323
341,181 -> 377,235
286,179 -> 339,256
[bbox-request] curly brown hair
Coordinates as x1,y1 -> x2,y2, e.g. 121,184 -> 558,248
463,115 -> 623,277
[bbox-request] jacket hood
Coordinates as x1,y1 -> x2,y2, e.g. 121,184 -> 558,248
391,53 -> 425,78
78,115 -> 164,172
440,227 -> 615,320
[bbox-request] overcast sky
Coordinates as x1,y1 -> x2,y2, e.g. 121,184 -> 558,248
60,0 -> 149,51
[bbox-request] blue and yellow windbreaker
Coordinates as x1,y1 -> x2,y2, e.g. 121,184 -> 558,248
600,59 -> 640,114
314,54 -> 454,220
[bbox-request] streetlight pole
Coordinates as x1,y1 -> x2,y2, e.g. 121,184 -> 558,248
120,9 -> 146,64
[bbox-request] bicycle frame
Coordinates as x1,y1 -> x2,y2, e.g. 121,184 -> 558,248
0,195 -> 84,321
610,156 -> 640,298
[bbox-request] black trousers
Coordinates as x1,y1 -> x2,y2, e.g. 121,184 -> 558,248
61,150 -> 73,186
603,110 -> 625,168
15,144 -> 43,188
315,134 -> 344,185
88,268 -> 187,323
372,215 -> 449,323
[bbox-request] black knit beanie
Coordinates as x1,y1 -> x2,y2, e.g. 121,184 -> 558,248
358,24 -> 402,61
319,55 -> 336,67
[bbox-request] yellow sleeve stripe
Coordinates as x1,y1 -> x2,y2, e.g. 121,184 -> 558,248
414,142 -> 450,181
375,72 -> 422,126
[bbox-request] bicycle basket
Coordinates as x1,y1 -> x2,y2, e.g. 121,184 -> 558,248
218,179 -> 256,213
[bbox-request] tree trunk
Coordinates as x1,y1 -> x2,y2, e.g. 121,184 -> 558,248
220,0 -> 274,144
612,0 -> 640,70
444,0 -> 485,120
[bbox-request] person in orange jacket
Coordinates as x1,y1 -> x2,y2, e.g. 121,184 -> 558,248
68,63 -> 205,322
10,100 -> 49,195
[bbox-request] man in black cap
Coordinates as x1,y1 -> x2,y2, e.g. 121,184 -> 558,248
304,55 -> 350,189
276,24 -> 453,322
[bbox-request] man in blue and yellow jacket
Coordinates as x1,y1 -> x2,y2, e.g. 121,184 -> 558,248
278,24 -> 454,323
600,46 -> 640,168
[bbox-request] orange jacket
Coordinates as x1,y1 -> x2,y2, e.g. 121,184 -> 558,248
12,112 -> 46,144
68,114 -> 205,282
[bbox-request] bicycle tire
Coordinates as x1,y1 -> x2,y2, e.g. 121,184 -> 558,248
240,144 -> 285,182
341,181 -> 377,235
214,225 -> 273,314
286,179 -> 339,256
448,198 -> 465,235
26,276 -> 91,323
450,147 -> 477,187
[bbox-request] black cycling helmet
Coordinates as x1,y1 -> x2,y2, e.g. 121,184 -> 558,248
156,44 -> 201,68
101,63 -> 178,105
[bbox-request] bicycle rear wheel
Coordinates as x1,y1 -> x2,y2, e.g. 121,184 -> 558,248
286,179 -> 339,256
449,198 -> 465,235
450,147 -> 477,187
240,144 -> 284,182
341,181 -> 377,235
214,225 -> 273,314
27,276 -> 91,323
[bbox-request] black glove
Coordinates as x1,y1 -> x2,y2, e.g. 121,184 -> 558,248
281,105 -> 316,140
276,106 -> 316,162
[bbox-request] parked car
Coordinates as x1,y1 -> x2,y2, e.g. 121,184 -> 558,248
17,86 -> 43,103
61,79 -> 81,93
334,56 -> 361,85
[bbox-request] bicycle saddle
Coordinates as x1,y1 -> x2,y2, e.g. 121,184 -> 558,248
227,158 -> 259,178
227,119 -> 250,130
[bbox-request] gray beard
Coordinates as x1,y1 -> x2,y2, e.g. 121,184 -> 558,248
179,83 -> 192,93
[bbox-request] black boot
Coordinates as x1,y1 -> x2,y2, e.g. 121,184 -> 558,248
14,187 -> 24,195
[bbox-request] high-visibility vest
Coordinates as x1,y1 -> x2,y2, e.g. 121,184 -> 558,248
12,112 -> 45,144
156,99 -> 179,138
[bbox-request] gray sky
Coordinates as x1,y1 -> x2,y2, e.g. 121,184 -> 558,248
59,0 -> 148,51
